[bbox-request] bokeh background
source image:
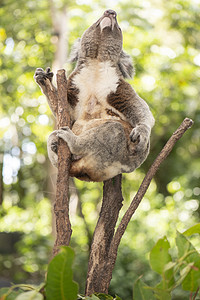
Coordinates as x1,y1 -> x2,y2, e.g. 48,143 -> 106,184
0,0 -> 199,299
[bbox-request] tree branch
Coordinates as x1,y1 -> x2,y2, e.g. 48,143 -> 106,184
85,117 -> 193,295
85,175 -> 124,295
40,70 -> 72,256
111,118 -> 193,252
53,70 -> 72,256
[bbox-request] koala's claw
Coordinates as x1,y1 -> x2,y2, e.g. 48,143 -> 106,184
60,126 -> 69,131
130,126 -> 148,151
130,128 -> 140,144
56,127 -> 73,142
51,141 -> 58,154
34,67 -> 54,85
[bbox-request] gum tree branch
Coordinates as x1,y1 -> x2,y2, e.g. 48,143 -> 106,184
85,117 -> 194,295
111,118 -> 194,251
40,70 -> 72,256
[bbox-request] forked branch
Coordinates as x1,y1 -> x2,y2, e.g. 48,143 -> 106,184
85,117 -> 194,295
111,117 -> 194,252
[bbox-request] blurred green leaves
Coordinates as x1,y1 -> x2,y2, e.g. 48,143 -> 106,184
46,247 -> 78,300
0,0 -> 199,299
133,226 -> 200,299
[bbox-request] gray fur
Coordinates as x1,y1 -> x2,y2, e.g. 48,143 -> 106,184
34,10 -> 155,182
118,51 -> 134,79
68,38 -> 81,63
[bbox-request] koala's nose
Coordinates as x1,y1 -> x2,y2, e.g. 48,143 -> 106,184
104,10 -> 117,17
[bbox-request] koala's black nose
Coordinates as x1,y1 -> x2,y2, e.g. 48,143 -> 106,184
104,9 -> 117,17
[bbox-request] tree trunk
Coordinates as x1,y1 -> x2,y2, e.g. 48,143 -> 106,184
85,175 -> 123,295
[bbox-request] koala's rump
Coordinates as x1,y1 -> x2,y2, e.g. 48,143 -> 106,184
69,119 -> 139,181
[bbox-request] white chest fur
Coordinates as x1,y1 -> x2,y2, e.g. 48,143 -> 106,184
72,60 -> 119,119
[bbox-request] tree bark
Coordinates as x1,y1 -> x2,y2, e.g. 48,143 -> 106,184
85,117 -> 193,296
53,70 -> 72,256
40,70 -> 72,256
85,175 -> 123,295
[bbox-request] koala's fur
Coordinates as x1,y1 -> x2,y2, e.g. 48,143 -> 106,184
34,10 -> 155,182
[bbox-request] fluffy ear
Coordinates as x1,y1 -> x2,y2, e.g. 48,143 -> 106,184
68,38 -> 81,63
118,50 -> 134,79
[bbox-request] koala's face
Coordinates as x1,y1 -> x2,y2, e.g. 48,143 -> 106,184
80,10 -> 123,62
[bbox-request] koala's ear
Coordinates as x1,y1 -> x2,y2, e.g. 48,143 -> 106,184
68,38 -> 81,63
118,51 -> 134,79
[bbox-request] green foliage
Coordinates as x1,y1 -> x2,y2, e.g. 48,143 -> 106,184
0,0 -> 199,299
133,225 -> 200,300
0,227 -> 199,300
0,247 -> 122,300
46,246 -> 78,300
133,278 -> 156,300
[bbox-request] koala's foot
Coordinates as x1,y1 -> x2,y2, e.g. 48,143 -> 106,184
56,127 -> 78,154
34,67 -> 54,86
130,125 -> 150,151
51,141 -> 58,154
47,131 -> 58,168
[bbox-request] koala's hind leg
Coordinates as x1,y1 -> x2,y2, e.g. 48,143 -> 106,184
56,126 -> 87,155
47,126 -> 88,168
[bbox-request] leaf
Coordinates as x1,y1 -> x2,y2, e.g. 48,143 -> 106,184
85,295 -> 100,300
150,237 -> 171,274
0,288 -> 23,300
114,296 -> 122,300
133,278 -> 156,300
176,263 -> 195,287
45,246 -> 78,300
176,232 -> 200,292
183,223 -> 200,236
164,261 -> 177,272
94,294 -> 113,300
15,291 -> 43,300
149,236 -> 174,289
153,289 -> 171,300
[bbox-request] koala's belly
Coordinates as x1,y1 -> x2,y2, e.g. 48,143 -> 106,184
72,60 -> 123,120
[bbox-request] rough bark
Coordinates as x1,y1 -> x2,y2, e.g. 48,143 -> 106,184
53,70 -> 72,256
85,175 -> 123,295
85,117 -> 193,295
41,70 -> 72,256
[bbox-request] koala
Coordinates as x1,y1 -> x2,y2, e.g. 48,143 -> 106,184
34,9 -> 155,182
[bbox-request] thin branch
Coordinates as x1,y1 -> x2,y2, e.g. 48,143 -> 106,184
38,70 -> 72,256
110,117 -> 194,256
193,287 -> 200,300
53,69 -> 72,256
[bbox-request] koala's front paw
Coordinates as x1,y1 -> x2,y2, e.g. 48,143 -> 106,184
34,67 -> 54,86
56,127 -> 74,142
130,126 -> 149,151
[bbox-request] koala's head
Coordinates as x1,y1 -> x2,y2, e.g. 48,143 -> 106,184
70,10 -> 133,79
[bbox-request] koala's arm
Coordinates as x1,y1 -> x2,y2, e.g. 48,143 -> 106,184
108,79 -> 155,150
34,68 -> 77,122
34,67 -> 58,117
